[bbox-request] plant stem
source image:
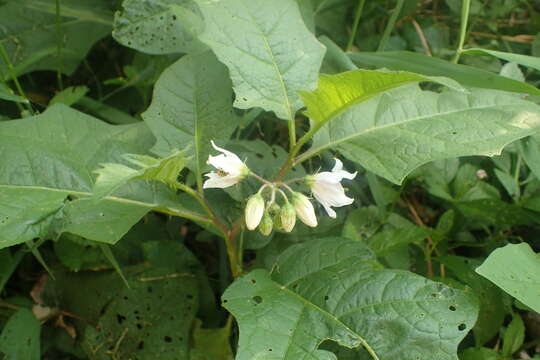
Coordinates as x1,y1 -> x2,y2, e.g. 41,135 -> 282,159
377,0 -> 405,52
346,0 -> 366,52
0,43 -> 33,114
288,116 -> 296,150
452,0 -> 471,63
55,0 -> 64,90
514,153 -> 522,200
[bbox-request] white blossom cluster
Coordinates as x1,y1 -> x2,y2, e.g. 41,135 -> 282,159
203,141 -> 357,235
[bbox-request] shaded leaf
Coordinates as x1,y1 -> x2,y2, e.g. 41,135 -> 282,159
463,48 -> 540,73
224,237 -> 478,360
0,309 -> 41,360
198,0 -> 326,120
113,0 -> 205,54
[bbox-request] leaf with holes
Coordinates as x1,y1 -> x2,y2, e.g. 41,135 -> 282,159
300,80 -> 540,184
198,0 -> 326,121
476,243 -> 540,313
223,237 -> 479,360
0,104 -> 205,248
143,51 -> 237,189
0,0 -> 112,76
113,0 -> 206,54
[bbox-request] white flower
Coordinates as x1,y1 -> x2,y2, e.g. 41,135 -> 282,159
292,193 -> 317,227
245,194 -> 265,230
307,158 -> 357,218
203,141 -> 250,189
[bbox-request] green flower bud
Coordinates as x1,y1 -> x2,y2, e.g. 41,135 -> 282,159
245,193 -> 265,231
268,202 -> 281,217
280,202 -> 296,232
258,212 -> 273,236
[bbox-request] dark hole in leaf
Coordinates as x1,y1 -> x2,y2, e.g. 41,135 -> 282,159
134,310 -> 139,314
116,314 -> 127,324
172,15 -> 177,20
169,316 -> 175,320
179,337 -> 183,342
223,299 -> 228,303
449,305 -> 456,311
138,341 -> 144,350
186,294 -> 194,300
268,349 -> 272,352
147,286 -> 153,293
255,153 -> 263,159
253,296 -> 263,304
164,336 -> 172,343
324,295 -> 329,301
123,296 -> 129,300
431,293 -> 439,298
251,279 -> 257,284
136,323 -> 143,330
452,131 -> 457,135
458,323 -> 466,331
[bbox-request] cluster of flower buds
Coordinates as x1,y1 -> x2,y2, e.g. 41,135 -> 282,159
203,141 -> 357,235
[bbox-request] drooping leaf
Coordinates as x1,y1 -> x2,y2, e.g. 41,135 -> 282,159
349,51 -> 540,96
300,83 -> 540,184
223,237 -> 478,360
463,48 -> 540,73
93,149 -> 189,199
476,243 -> 540,313
198,0 -> 326,120
0,309 -> 41,360
49,86 -> 89,106
300,69 -> 465,126
0,0 -> 112,76
112,0 -> 205,54
143,51 -> 237,188
0,104 -> 204,248
0,83 -> 27,103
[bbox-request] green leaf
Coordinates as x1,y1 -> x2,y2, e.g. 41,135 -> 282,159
191,319 -> 234,360
439,256 -> 506,346
0,83 -> 27,103
223,237 -> 479,360
476,243 -> 540,313
0,309 -> 41,360
460,347 -> 502,360
143,51 -> 237,188
302,85 -> 540,184
49,86 -> 89,106
0,0 -> 112,76
300,69 -> 465,126
112,0 -> 205,54
0,104 -> 203,248
198,0 -> 326,120
93,150 -> 189,199
463,48 -> 540,73
349,51 -> 540,96
82,268 -> 198,360
519,135 -> 540,181
502,313 -> 525,357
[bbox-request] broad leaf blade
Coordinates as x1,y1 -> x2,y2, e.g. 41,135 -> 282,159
223,237 -> 478,360
300,69 -> 465,126
143,51 -> 236,187
113,0 -> 205,54
349,51 -> 540,96
0,105 -> 199,247
0,309 -> 41,360
0,0 -> 112,76
302,86 -> 540,184
198,0 -> 326,120
476,243 -> 540,313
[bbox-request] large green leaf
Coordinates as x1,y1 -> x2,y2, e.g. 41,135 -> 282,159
0,104 -> 203,248
476,243 -> 540,313
198,0 -> 326,120
0,0 -> 112,76
0,309 -> 41,360
349,51 -> 540,96
143,51 -> 237,187
223,237 -> 478,360
113,0 -> 205,54
300,81 -> 540,184
462,48 -> 540,73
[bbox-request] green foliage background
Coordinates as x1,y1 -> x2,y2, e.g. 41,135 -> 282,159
1,0 -> 540,359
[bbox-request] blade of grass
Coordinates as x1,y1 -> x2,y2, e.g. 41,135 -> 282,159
346,0 -> 366,52
377,0 -> 405,52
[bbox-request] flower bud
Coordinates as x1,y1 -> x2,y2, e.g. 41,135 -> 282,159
292,193 -> 317,228
280,202 -> 296,232
245,193 -> 265,230
268,202 -> 281,217
258,212 -> 273,236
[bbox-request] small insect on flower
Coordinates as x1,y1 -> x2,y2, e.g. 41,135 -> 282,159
203,141 -> 250,189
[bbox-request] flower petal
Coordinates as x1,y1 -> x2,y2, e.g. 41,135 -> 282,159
203,172 -> 241,189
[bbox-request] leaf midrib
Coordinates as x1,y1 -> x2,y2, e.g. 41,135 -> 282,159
303,100 -> 537,160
